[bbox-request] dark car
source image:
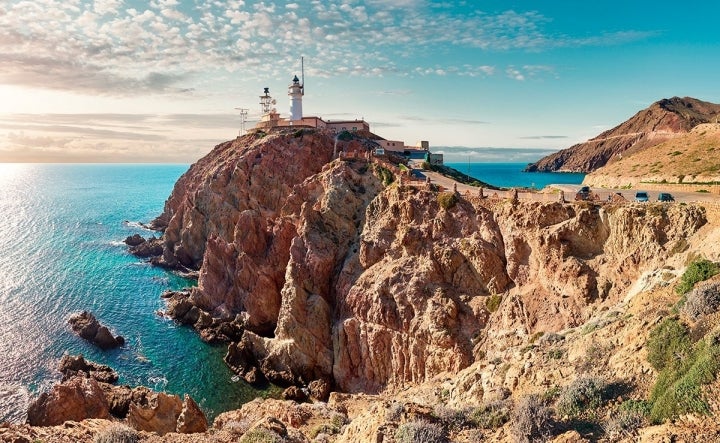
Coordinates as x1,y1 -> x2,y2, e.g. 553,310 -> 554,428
575,186 -> 592,201
658,192 -> 675,202
635,191 -> 649,202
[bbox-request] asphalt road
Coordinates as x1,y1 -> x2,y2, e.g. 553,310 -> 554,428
411,165 -> 720,204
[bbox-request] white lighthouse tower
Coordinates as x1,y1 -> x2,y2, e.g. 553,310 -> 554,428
289,58 -> 304,121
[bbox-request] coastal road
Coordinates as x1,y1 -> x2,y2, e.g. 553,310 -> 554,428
411,165 -> 720,204
549,184 -> 720,204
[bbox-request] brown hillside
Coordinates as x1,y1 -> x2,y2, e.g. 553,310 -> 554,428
526,97 -> 720,173
585,123 -> 720,187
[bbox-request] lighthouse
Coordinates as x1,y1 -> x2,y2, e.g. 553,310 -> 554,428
289,75 -> 303,121
289,57 -> 304,121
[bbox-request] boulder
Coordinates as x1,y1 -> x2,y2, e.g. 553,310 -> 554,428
281,386 -> 308,403
129,237 -> 163,258
68,311 -> 124,350
26,376 -> 110,426
127,392 -> 183,436
126,391 -> 208,435
124,234 -> 145,247
308,379 -> 331,402
58,354 -> 118,384
177,395 -> 209,434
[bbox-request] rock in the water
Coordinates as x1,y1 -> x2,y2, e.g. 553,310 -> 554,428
68,311 -> 124,350
26,376 -> 110,426
124,234 -> 145,247
58,354 -> 118,384
129,237 -> 163,258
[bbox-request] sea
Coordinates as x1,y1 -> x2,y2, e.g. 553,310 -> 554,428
0,164 -> 267,424
0,162 -> 584,424
444,162 -> 586,189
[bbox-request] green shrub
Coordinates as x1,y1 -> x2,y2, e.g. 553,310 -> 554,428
646,317 -> 692,372
485,294 -> 502,313
94,425 -> 139,443
676,259 -> 719,295
437,192 -> 458,210
375,165 -> 395,186
649,335 -> 720,423
556,376 -> 607,418
395,420 -> 446,443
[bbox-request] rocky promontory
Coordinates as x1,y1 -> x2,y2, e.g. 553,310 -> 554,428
138,128 -> 707,398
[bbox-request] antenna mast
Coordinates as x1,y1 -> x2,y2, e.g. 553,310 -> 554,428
301,56 -> 305,96
235,107 -> 248,136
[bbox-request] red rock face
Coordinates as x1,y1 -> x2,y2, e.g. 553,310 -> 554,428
153,128 -> 707,395
27,376 -> 110,426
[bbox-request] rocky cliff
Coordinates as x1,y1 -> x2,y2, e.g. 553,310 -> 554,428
148,128 -> 706,398
525,97 -> 720,173
8,128 -> 720,442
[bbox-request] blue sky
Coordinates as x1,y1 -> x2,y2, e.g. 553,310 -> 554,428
0,0 -> 719,162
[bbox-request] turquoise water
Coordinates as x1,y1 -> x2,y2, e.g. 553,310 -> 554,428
0,164 -> 259,424
445,162 -> 585,189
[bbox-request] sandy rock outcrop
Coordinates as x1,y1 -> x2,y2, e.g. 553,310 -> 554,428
26,375 -> 110,426
127,392 -> 208,435
68,311 -> 125,350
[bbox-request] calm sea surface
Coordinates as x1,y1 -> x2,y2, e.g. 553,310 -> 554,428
445,162 -> 585,189
0,164 -> 263,424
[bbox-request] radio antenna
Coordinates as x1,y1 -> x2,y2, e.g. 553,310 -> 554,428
301,56 -> 305,96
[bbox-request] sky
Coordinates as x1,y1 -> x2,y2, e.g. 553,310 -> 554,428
1,0 -> 719,163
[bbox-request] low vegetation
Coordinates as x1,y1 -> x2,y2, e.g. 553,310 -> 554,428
676,258 -> 719,295
682,282 -> 720,320
485,294 -> 502,313
395,419 -> 446,443
94,425 -> 139,443
374,165 -> 395,186
646,316 -> 720,423
437,192 -> 459,210
511,394 -> 553,443
556,376 -> 607,418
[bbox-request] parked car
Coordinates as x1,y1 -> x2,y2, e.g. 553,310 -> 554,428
657,192 -> 675,202
635,191 -> 649,202
575,186 -> 592,201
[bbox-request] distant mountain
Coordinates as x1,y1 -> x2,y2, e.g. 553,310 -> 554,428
525,97 -> 720,173
584,122 -> 720,188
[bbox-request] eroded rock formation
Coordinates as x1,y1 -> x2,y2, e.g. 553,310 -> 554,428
144,128 -> 707,398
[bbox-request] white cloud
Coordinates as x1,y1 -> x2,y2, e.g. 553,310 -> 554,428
0,0 -> 652,98
93,0 -> 122,15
